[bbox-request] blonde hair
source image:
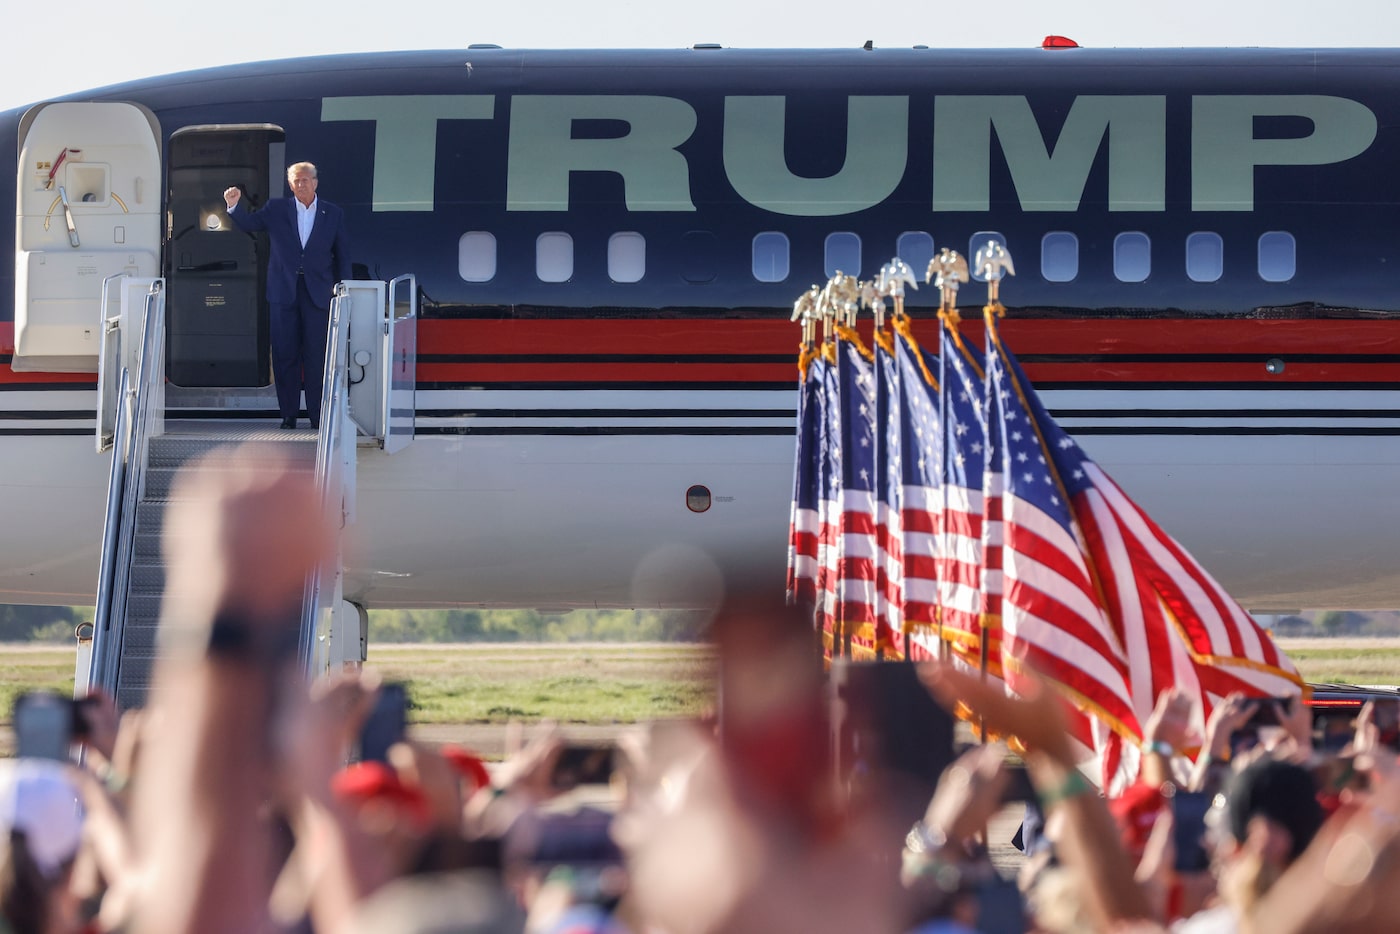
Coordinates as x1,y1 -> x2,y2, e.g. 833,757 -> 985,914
286,162 -> 318,183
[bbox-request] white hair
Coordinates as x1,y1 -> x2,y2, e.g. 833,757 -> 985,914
286,162 -> 318,182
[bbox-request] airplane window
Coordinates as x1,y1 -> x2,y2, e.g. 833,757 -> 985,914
1186,232 -> 1224,283
1041,231 -> 1078,283
896,232 -> 935,279
825,232 -> 862,278
458,231 -> 496,283
1113,232 -> 1151,283
752,232 -> 790,283
609,232 -> 645,283
1258,231 -> 1296,283
969,231 -> 1008,282
536,232 -> 574,283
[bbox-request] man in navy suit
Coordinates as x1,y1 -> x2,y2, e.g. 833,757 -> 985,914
223,162 -> 351,429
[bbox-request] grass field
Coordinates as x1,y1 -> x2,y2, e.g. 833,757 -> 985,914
1,639 -> 1396,730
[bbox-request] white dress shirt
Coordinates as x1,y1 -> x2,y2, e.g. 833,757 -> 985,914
295,196 -> 317,248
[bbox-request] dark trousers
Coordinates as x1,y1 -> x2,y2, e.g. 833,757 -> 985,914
270,275 -> 329,424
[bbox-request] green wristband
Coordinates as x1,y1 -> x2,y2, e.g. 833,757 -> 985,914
1037,768 -> 1094,811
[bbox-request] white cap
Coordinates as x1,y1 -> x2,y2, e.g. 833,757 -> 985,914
0,759 -> 84,878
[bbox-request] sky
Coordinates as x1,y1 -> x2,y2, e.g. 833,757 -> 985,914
1,0 -> 1398,111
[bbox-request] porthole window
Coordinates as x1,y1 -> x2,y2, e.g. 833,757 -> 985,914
969,231 -> 1008,281
608,232 -> 645,283
752,232 -> 790,283
1040,231 -> 1078,283
1258,231 -> 1296,283
896,232 -> 935,281
1186,232 -> 1224,283
536,232 -> 573,283
825,232 -> 861,278
458,231 -> 496,283
1113,232 -> 1151,283
686,485 -> 712,513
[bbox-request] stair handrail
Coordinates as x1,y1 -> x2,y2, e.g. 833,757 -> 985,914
300,284 -> 352,675
88,279 -> 165,696
89,367 -> 133,694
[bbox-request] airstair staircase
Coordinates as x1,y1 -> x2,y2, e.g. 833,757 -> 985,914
82,276 -> 418,707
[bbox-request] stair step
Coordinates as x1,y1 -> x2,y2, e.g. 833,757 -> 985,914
102,421 -> 326,710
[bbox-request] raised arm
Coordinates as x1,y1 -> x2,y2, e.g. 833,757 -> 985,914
917,662 -> 1157,929
222,185 -> 268,232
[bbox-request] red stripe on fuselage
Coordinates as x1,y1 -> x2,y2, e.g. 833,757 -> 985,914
7,317 -> 1400,387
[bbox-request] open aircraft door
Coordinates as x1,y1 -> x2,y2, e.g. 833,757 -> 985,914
384,275 -> 416,454
14,102 -> 161,372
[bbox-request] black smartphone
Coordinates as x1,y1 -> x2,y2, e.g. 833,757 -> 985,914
551,743 -> 616,790
1172,790 -> 1213,872
13,691 -> 74,762
358,682 -> 408,764
1245,696 -> 1293,729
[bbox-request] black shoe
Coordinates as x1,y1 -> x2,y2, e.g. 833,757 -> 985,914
279,418 -> 296,430
309,421 -> 320,430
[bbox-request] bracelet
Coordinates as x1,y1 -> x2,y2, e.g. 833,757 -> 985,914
905,820 -> 949,855
99,764 -> 129,796
1142,739 -> 1175,757
1037,768 -> 1095,811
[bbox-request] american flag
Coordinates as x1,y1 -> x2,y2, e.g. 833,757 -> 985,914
785,347 -> 822,608
873,332 -> 904,654
981,313 -> 1304,780
891,319 -> 942,644
937,314 -> 991,656
833,329 -> 879,657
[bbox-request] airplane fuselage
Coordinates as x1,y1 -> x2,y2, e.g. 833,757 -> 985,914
4,47 -> 1400,610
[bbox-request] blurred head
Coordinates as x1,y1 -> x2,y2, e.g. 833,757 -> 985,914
1223,758 -> 1323,865
1207,758 -> 1323,913
332,761 -> 432,874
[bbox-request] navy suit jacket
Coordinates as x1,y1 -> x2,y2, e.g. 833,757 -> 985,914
228,196 -> 352,308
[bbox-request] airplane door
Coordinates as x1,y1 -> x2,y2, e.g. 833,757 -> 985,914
165,126 -> 284,387
14,102 -> 161,372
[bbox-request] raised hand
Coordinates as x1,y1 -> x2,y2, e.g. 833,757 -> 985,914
223,186 -> 241,210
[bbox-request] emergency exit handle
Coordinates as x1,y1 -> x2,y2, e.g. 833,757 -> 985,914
57,185 -> 80,248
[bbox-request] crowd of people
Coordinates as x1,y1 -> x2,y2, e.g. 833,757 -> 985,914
4,441 -> 1400,933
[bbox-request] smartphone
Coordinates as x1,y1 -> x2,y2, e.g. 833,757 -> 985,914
13,691 -> 74,762
358,682 -> 408,764
1172,790 -> 1213,872
551,743 -> 616,790
1244,696 -> 1293,729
